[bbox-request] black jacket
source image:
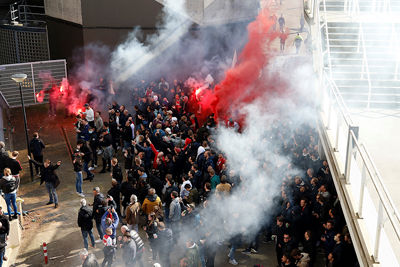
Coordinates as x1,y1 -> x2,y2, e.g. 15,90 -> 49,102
80,145 -> 93,163
89,132 -> 99,149
7,158 -> 22,175
92,193 -> 105,222
0,150 -> 9,172
78,206 -> 93,231
107,185 -> 121,208
120,181 -> 137,207
30,138 -> 45,156
29,159 -> 59,185
73,158 -> 83,172
0,214 -> 10,235
112,164 -> 123,184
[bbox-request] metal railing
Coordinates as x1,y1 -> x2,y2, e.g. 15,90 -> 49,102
319,0 -> 334,78
353,0 -> 380,109
320,71 -> 400,264
0,59 -> 67,108
357,23 -> 373,108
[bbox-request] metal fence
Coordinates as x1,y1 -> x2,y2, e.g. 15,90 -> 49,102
0,59 -> 67,108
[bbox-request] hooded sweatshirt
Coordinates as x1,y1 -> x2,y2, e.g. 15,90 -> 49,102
141,194 -> 162,215
0,174 -> 18,194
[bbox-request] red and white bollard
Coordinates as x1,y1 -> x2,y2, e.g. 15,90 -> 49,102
43,242 -> 48,264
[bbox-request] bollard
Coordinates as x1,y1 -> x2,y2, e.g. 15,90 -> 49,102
16,197 -> 24,228
43,242 -> 48,264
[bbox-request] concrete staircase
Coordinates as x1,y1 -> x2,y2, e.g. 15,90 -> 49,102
323,21 -> 400,108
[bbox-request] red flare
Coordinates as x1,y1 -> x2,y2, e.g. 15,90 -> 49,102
195,88 -> 201,97
196,8 -> 283,125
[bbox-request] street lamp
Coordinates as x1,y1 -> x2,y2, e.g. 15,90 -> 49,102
11,73 -> 34,180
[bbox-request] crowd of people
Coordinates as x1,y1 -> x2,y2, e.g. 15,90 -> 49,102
0,75 -> 360,267
70,77 -> 359,267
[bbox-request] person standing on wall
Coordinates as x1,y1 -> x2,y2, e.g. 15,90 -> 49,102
0,207 -> 10,264
0,168 -> 19,221
0,142 -> 10,179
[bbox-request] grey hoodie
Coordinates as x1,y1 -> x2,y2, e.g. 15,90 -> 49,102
1,175 -> 18,194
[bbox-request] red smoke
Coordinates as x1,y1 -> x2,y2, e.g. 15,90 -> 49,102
198,8 -> 287,125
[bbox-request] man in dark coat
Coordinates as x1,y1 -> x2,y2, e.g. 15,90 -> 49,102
77,140 -> 94,181
78,199 -> 95,250
156,222 -> 173,267
121,232 -> 137,267
29,132 -> 45,176
0,207 -> 10,262
28,156 -> 61,208
0,142 -> 9,178
107,179 -> 121,216
92,187 -> 106,241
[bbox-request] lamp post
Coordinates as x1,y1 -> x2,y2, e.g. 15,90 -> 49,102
11,74 -> 34,181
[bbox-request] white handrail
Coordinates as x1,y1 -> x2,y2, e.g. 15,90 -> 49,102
358,24 -> 373,109
321,0 -> 333,78
350,131 -> 400,241
387,1 -> 399,80
360,142 -> 400,229
324,72 -> 354,125
351,0 -> 373,108
322,68 -> 400,262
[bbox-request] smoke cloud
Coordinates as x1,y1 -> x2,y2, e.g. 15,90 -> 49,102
35,0 -> 261,117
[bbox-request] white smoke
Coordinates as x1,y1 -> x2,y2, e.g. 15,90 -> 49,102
175,54 -> 318,244
110,0 -> 190,84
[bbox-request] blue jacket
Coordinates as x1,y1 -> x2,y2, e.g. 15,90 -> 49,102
101,211 -> 119,239
135,143 -> 153,168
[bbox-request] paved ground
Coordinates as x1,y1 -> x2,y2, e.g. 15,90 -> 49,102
9,1 -> 317,266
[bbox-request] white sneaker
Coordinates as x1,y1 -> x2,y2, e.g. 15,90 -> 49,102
79,193 -> 85,197
88,167 -> 94,171
76,192 -> 81,195
229,259 -> 238,265
95,239 -> 102,243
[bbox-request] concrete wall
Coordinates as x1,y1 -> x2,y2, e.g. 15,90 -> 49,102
80,0 -> 163,28
46,17 -> 84,67
44,0 -> 83,25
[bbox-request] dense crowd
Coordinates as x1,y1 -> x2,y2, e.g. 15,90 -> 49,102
0,76 -> 359,267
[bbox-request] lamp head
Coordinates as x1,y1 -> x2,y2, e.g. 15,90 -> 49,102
11,74 -> 27,83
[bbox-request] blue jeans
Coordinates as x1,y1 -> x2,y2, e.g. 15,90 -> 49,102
0,248 -> 4,267
45,182 -> 58,204
123,140 -> 131,150
75,172 -> 83,194
81,229 -> 95,250
4,193 -> 18,216
228,244 -> 237,260
96,221 -> 104,240
83,161 -> 93,178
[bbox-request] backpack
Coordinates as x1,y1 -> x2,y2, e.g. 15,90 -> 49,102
2,178 -> 16,194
